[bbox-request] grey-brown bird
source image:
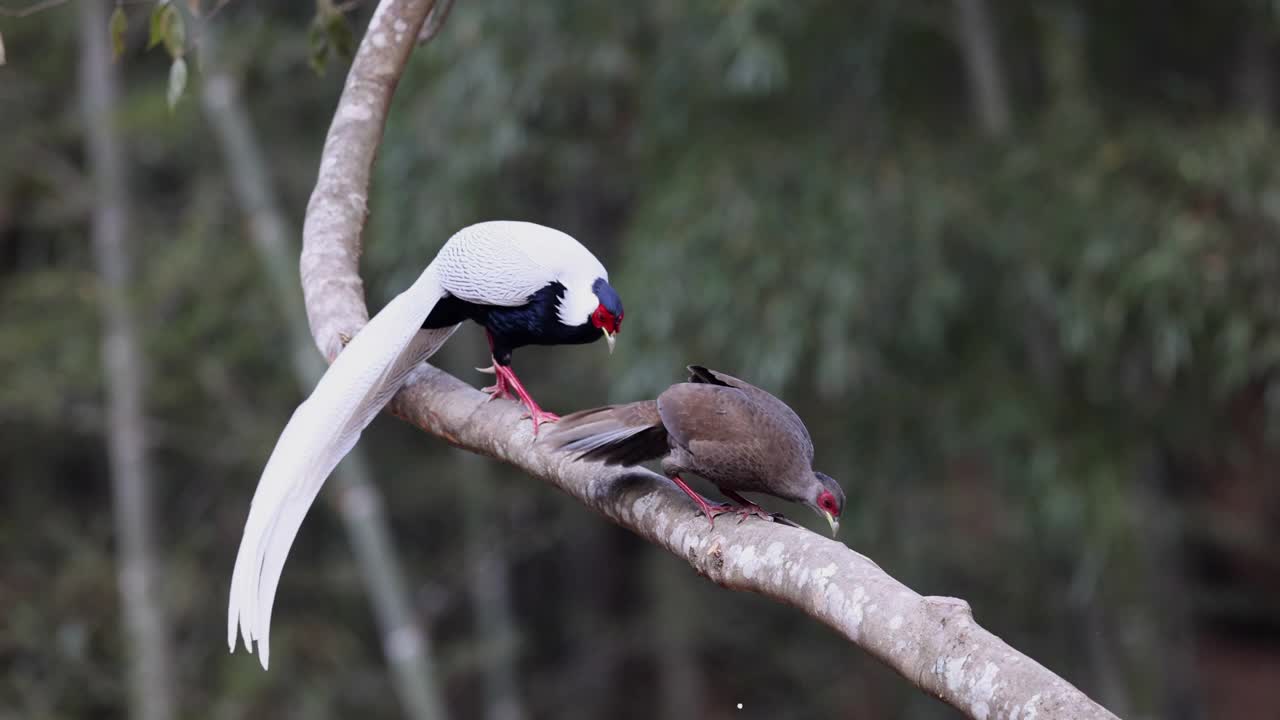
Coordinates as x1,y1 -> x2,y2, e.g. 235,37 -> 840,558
547,366 -> 844,535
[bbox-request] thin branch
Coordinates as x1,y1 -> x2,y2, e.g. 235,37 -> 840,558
0,0 -> 70,19
0,0 -> 152,18
952,0 -> 1011,138
202,0 -> 236,21
416,0 -> 452,45
298,1 -> 1122,718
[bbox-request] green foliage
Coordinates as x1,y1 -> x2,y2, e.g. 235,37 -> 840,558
308,0 -> 355,76
109,6 -> 127,60
146,1 -> 182,56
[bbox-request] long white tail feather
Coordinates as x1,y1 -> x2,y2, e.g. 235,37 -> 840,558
251,325 -> 456,668
227,265 -> 450,669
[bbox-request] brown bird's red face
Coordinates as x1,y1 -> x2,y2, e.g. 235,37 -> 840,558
812,472 -> 844,536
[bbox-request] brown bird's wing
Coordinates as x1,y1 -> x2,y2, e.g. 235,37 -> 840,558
685,366 -> 813,461
657,381 -> 810,495
545,400 -> 669,467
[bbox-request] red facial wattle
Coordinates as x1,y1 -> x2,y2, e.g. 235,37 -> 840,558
817,489 -> 842,535
817,489 -> 841,518
590,304 -> 622,334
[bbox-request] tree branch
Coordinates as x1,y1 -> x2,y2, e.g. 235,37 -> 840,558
301,0 -> 440,361
300,2 -> 1121,718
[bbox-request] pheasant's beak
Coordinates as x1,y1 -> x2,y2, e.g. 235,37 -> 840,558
823,510 -> 840,537
603,329 -> 616,355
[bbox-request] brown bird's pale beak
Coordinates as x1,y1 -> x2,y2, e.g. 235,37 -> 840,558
823,510 -> 840,537
603,329 -> 616,355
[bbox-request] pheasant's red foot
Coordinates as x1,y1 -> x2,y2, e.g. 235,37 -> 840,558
481,378 -> 514,402
478,364 -> 514,401
483,384 -> 513,401
521,407 -> 561,435
489,362 -> 558,435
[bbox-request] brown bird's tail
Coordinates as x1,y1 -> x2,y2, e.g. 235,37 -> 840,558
545,400 -> 669,466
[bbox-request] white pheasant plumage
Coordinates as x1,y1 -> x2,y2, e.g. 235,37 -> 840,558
228,221 -> 624,669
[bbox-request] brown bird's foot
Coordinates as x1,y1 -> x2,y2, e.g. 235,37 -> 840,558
721,490 -> 775,524
708,503 -> 775,525
668,475 -> 725,529
709,490 -> 781,524
493,363 -> 559,435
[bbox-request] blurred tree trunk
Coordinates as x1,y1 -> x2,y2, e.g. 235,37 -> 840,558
1137,451 -> 1203,720
1036,2 -> 1092,122
199,45 -> 448,720
1066,547 -> 1132,718
561,518 -> 617,720
648,553 -> 702,720
1174,385 -> 1280,720
79,2 -> 175,719
461,454 -> 527,720
1235,23 -> 1274,122
952,0 -> 1011,138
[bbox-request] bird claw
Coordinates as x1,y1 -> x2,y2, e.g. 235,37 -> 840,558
697,502 -> 775,527
521,408 -> 561,436
481,364 -> 514,401
482,383 -> 513,402
476,362 -> 559,435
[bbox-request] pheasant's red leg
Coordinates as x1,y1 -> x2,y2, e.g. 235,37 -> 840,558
494,364 -> 560,434
477,359 -> 513,401
668,475 -> 734,528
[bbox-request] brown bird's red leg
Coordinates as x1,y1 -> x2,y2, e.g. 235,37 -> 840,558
493,364 -> 560,434
668,475 -> 733,528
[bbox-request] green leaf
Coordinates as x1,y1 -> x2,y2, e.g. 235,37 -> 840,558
167,56 -> 187,111
162,6 -> 185,59
147,2 -> 167,49
326,12 -> 354,62
307,15 -> 330,76
109,6 -> 128,61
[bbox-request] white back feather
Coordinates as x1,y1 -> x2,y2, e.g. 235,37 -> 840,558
227,221 -> 605,669
435,221 -> 607,326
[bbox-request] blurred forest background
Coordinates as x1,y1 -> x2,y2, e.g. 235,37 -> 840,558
2,0 -> 1279,718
